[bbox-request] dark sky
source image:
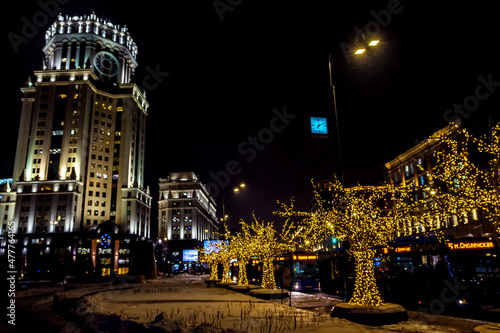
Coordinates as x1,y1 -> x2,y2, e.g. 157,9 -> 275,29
2,1 -> 499,233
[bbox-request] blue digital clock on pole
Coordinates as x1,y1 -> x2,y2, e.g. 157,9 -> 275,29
310,117 -> 328,135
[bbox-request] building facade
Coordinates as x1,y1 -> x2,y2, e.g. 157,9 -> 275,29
0,13 -> 152,280
157,172 -> 218,272
384,119 -> 497,240
158,172 -> 218,241
0,179 -> 16,236
10,13 -> 151,236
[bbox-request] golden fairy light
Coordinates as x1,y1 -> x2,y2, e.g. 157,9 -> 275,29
279,178 -> 414,306
229,221 -> 254,287
413,123 -> 500,238
249,216 -> 296,290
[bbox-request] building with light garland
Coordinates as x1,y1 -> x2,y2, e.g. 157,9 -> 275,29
384,118 -> 497,240
0,13 -> 152,281
157,172 -> 218,273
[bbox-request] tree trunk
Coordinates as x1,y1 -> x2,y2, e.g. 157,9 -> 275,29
210,260 -> 219,280
261,258 -> 277,290
221,260 -> 231,283
349,249 -> 384,306
237,259 -> 249,286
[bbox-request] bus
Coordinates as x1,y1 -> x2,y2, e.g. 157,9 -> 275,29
276,252 -> 321,292
312,236 -> 500,313
377,236 -> 500,312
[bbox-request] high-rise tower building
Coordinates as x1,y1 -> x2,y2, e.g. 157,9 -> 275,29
1,13 -> 153,279
10,13 -> 151,239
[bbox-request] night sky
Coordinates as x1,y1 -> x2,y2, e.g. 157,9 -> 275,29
2,1 -> 499,234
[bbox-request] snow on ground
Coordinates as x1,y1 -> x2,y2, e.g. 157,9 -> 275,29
70,274 -> 496,333
288,290 -> 344,311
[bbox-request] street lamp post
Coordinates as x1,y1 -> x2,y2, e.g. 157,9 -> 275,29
328,54 -> 344,185
328,40 -> 380,185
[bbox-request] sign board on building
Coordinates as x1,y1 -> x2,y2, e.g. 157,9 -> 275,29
183,249 -> 198,262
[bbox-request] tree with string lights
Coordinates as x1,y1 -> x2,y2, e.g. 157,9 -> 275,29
198,226 -> 233,282
280,178 -> 413,306
228,221 -> 254,287
250,217 -> 296,290
215,226 -> 233,283
198,244 -> 221,281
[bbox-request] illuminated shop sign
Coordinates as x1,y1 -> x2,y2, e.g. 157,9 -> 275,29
394,246 -> 411,253
182,249 -> 198,262
381,246 -> 411,254
293,254 -> 317,261
447,241 -> 495,251
203,240 -> 228,254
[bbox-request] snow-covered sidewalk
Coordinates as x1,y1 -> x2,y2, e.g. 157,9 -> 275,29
70,274 -> 497,333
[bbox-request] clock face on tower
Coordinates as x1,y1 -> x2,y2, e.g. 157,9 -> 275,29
93,51 -> 119,77
310,117 -> 328,135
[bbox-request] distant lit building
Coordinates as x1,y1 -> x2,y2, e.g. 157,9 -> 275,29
1,13 -> 152,280
158,172 -> 218,241
157,172 -> 218,272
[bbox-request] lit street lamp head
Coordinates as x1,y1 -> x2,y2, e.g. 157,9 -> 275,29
234,183 -> 246,192
355,40 -> 380,55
